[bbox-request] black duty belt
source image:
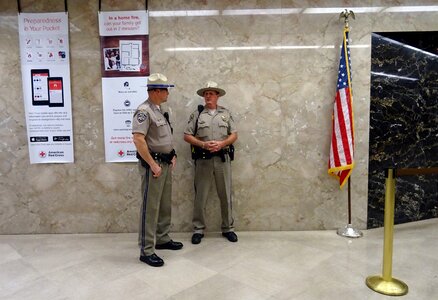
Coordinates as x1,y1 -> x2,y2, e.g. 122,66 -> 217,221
136,149 -> 176,168
191,145 -> 234,162
150,150 -> 176,164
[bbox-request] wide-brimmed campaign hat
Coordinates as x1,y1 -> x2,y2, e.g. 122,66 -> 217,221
147,73 -> 175,89
196,81 -> 226,97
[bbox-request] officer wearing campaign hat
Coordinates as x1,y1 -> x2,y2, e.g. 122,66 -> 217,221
132,73 -> 183,267
184,81 -> 238,245
146,73 -> 175,89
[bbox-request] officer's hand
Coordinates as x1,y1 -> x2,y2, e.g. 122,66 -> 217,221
206,141 -> 218,152
209,140 -> 224,152
171,156 -> 177,171
151,163 -> 162,178
204,141 -> 214,152
216,140 -> 225,150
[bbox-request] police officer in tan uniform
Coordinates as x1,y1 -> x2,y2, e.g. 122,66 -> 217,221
184,81 -> 238,244
132,73 -> 183,267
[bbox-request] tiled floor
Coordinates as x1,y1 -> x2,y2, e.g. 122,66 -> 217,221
0,219 -> 437,300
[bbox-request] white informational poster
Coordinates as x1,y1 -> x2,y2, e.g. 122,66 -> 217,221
18,12 -> 74,164
98,10 -> 149,162
102,77 -> 147,162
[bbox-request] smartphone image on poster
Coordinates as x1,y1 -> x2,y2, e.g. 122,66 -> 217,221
31,69 -> 50,105
48,77 -> 64,107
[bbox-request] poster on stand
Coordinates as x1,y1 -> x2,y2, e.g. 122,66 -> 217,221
99,10 -> 149,162
18,12 -> 74,164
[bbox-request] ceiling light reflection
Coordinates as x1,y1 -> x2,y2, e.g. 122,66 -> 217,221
150,10 -> 219,17
403,44 -> 438,57
217,46 -> 267,50
371,72 -> 418,81
149,6 -> 438,17
302,7 -> 383,14
222,8 -> 302,15
269,45 -> 320,49
384,6 -> 438,12
349,45 -> 370,48
165,45 -> 369,52
165,47 -> 214,51
377,35 -> 438,58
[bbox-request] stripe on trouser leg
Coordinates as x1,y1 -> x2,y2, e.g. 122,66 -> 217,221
140,169 -> 150,251
229,158 -> 234,227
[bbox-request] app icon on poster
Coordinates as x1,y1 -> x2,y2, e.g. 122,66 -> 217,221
25,38 -> 32,47
48,77 -> 64,107
31,69 -> 50,106
47,38 -> 54,47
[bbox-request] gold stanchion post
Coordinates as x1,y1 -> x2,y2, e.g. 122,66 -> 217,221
366,168 -> 408,296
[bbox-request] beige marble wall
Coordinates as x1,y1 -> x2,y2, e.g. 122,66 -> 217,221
1,0 -> 437,233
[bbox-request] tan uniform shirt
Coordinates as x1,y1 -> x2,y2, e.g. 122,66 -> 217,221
132,100 -> 173,153
184,105 -> 236,141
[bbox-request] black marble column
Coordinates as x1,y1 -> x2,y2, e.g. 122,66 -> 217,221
368,32 -> 438,228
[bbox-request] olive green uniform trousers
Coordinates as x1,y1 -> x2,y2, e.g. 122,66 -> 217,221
193,155 -> 234,234
138,163 -> 172,255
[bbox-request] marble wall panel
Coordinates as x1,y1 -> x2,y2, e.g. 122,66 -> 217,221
1,0 -> 438,233
368,31 -> 438,228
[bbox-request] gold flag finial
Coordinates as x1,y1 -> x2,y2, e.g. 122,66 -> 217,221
339,9 -> 355,28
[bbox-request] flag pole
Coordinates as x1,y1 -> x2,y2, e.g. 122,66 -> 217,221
337,177 -> 362,238
336,9 -> 362,238
348,177 -> 352,224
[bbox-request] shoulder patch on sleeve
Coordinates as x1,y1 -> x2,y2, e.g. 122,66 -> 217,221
137,112 -> 148,123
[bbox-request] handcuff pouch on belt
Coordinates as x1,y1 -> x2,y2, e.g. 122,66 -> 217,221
136,149 -> 176,168
191,144 -> 234,162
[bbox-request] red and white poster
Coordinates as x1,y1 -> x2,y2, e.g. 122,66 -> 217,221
18,12 -> 74,164
98,10 -> 149,162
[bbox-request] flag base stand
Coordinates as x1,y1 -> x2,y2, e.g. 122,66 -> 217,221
337,224 -> 363,238
366,275 -> 408,296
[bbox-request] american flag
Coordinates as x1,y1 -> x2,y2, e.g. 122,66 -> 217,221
328,28 -> 355,188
